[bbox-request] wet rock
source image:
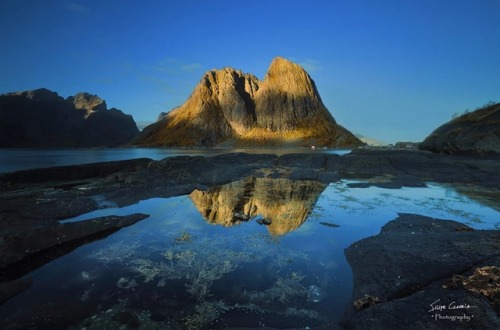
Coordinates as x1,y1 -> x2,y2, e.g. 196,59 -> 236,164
278,153 -> 327,169
112,311 -> 140,329
1,214 -> 149,281
0,149 -> 499,318
442,265 -> 500,313
0,158 -> 152,184
288,168 -> 320,181
0,300 -> 94,329
319,222 -> 340,228
343,213 -> 500,329
256,217 -> 272,226
353,294 -> 380,310
0,278 -> 33,305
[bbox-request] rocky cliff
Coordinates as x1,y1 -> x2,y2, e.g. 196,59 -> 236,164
420,102 -> 500,155
0,89 -> 139,148
134,57 -> 363,148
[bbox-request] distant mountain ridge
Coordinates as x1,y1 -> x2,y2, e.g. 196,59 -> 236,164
134,57 -> 363,148
0,88 -> 139,148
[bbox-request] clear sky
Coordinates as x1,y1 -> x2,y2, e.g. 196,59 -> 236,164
1,0 -> 499,143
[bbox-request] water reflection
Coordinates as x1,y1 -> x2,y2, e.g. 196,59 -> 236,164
190,177 -> 327,235
1,179 -> 498,329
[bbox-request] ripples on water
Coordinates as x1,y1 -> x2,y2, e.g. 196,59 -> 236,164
1,178 -> 498,329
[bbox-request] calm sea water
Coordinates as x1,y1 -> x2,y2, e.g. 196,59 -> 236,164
0,148 -> 351,174
1,178 -> 498,329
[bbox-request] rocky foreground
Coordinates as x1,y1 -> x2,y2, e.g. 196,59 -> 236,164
0,149 -> 499,328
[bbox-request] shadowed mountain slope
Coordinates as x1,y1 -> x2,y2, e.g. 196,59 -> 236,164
420,102 -> 500,155
0,89 -> 139,148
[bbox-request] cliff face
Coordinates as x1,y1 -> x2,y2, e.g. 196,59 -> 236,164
254,57 -> 335,131
189,177 -> 326,235
134,57 -> 363,148
420,102 -> 500,155
0,89 -> 139,148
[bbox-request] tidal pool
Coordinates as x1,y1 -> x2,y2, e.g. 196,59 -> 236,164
1,178 -> 498,329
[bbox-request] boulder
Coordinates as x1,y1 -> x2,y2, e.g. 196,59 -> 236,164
343,213 -> 500,329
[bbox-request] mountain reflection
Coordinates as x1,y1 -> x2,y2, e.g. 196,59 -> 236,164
189,177 -> 327,235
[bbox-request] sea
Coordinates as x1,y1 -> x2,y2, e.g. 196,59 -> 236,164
0,148 -> 498,329
0,147 -> 351,174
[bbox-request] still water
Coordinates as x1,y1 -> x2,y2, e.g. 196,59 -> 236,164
0,148 -> 351,174
1,177 -> 498,329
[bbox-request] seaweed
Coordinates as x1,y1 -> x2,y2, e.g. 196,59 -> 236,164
247,272 -> 308,308
89,241 -> 142,266
183,301 -> 228,330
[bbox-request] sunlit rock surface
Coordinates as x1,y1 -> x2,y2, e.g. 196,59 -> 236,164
190,177 -> 326,235
133,57 -> 363,148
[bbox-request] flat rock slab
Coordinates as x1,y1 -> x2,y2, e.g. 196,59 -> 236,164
343,213 -> 500,329
0,278 -> 32,305
1,213 -> 149,280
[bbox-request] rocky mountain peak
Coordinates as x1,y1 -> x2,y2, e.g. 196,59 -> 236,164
0,88 -> 139,148
254,57 -> 334,131
134,57 -> 362,148
68,92 -> 108,114
263,56 -> 316,95
14,88 -> 65,105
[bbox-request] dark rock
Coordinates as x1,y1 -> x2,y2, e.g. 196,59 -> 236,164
288,168 -> 320,181
0,158 -> 152,184
0,278 -> 33,305
345,282 -> 500,329
278,153 -> 326,169
319,222 -> 340,228
0,88 -> 139,148
0,149 -> 499,308
256,217 -> 272,226
316,170 -> 341,183
343,213 -> 500,329
0,300 -> 94,329
0,214 -> 149,281
112,311 -> 140,329
420,102 -> 500,155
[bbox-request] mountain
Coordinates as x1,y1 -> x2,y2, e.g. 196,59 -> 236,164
134,57 -> 363,148
0,88 -> 139,148
355,134 -> 387,146
420,102 -> 500,155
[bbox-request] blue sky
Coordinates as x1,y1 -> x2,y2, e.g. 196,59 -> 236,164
1,0 -> 499,143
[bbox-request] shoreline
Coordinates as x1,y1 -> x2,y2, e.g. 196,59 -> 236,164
1,149 -> 499,328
